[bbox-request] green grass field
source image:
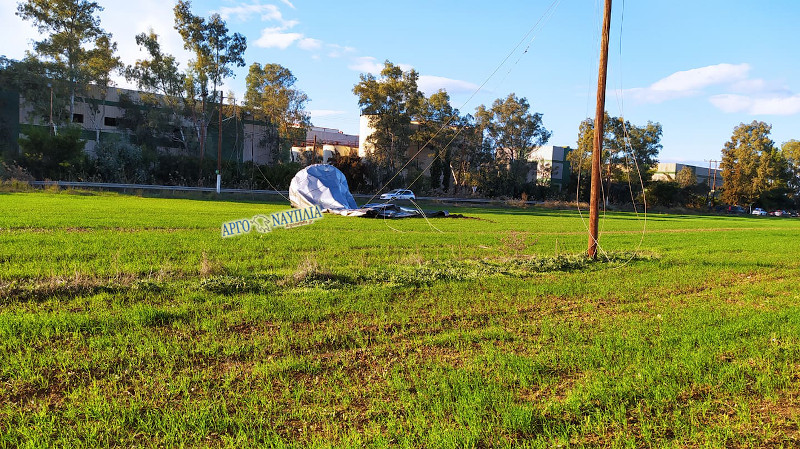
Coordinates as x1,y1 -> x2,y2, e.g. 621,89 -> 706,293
1,190 -> 799,448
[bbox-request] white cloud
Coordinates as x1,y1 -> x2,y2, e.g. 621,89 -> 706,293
256,27 -> 302,49
348,56 -> 384,74
651,63 -> 750,92
217,3 -> 296,25
298,37 -> 322,51
622,62 -> 800,116
418,75 -> 479,95
624,63 -> 751,103
347,57 -> 414,74
223,3 -> 327,54
708,94 -> 753,113
326,44 -> 355,59
710,93 -> 800,115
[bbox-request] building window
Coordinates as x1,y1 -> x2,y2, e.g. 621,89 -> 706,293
104,116 -> 117,127
72,113 -> 84,123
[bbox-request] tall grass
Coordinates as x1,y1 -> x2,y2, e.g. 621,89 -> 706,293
0,192 -> 798,447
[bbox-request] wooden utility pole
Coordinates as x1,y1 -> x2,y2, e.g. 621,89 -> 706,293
217,91 -> 223,194
711,160 -> 719,192
588,0 -> 613,259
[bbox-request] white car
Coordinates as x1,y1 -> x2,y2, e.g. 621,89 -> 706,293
752,208 -> 767,216
380,189 -> 415,200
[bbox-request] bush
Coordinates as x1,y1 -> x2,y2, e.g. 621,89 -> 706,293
93,137 -> 148,184
17,126 -> 87,180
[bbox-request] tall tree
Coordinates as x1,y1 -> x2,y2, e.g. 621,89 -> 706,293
174,0 -> 246,164
448,113 -> 490,194
124,30 -> 190,150
675,166 -> 697,188
475,93 -> 551,187
244,62 -> 310,163
126,30 -> 185,99
720,121 -> 789,207
475,94 -> 551,165
568,113 -> 662,184
84,34 -> 122,142
16,0 -> 113,117
782,139 -> 800,205
414,90 -> 461,191
352,61 -> 424,181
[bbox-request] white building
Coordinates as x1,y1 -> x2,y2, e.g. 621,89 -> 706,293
527,145 -> 572,190
290,126 -> 360,163
653,162 -> 723,190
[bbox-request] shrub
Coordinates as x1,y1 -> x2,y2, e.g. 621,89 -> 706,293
93,137 -> 148,184
17,126 -> 87,180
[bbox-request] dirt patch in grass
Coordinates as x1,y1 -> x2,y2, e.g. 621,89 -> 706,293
0,275 -> 135,302
5,379 -> 66,410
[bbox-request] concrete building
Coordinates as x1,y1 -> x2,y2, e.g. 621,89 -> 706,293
653,162 -> 723,191
4,84 -> 301,165
527,145 -> 573,190
290,126 -> 359,163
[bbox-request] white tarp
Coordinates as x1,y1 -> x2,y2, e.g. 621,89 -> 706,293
289,164 -> 358,211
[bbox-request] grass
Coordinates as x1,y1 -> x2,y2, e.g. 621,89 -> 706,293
1,190 -> 799,447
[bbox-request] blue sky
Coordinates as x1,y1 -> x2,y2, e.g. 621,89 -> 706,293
2,0 -> 798,165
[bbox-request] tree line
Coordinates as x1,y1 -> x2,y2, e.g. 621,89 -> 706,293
719,122 -> 799,211
0,0 -> 309,188
1,1 -> 798,207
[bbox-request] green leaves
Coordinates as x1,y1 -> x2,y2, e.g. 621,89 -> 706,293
476,93 -> 551,165
720,121 -> 792,208
570,112 -> 661,184
352,61 -> 424,175
173,0 -> 247,96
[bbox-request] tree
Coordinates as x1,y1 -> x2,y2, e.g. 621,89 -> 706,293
16,0 -> 114,117
675,166 -> 697,188
328,153 -> 367,192
568,113 -> 661,185
174,0 -> 247,165
124,31 -> 192,151
475,94 -> 551,164
126,31 -> 185,99
720,121 -> 789,207
781,140 -> 800,206
84,34 -> 122,142
18,125 -> 86,179
413,90 -> 462,191
475,93 -> 551,190
567,113 -> 661,204
0,56 -> 70,136
244,63 -> 310,163
449,114 -> 489,194
352,61 -> 424,183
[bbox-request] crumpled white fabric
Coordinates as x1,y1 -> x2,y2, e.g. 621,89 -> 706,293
288,164 -> 359,211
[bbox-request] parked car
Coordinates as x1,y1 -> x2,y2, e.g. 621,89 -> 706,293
380,189 -> 416,200
725,205 -> 746,214
752,208 -> 767,216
